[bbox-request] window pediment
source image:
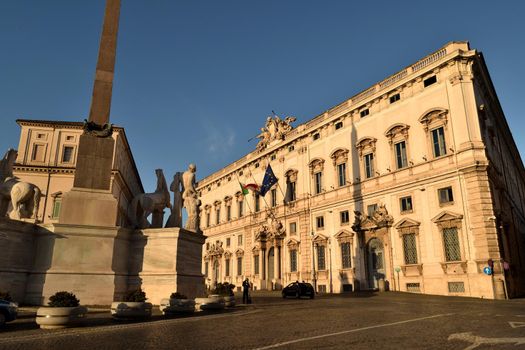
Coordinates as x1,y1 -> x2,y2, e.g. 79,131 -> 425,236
287,238 -> 300,250
335,229 -> 354,243
330,148 -> 349,165
394,218 -> 421,236
224,250 -> 232,258
285,169 -> 298,182
235,248 -> 244,257
419,108 -> 448,131
385,123 -> 410,143
432,210 -> 463,229
355,137 -> 377,156
313,233 -> 328,245
213,200 -> 222,207
308,158 -> 325,174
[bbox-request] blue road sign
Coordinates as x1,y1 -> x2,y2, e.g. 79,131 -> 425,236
483,266 -> 492,275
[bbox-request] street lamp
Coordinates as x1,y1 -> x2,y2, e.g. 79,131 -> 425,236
311,231 -> 317,293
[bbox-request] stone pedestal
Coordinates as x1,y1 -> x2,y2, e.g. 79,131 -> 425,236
130,228 -> 206,304
59,189 -> 117,227
25,224 -> 131,305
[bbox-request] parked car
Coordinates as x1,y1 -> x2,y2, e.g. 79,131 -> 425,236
0,299 -> 18,327
282,282 -> 315,299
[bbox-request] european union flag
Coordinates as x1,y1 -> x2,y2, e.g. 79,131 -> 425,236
259,164 -> 278,196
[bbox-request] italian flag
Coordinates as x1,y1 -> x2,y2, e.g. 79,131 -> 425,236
239,182 -> 259,195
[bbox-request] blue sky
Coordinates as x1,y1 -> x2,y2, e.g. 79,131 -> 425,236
1,0 -> 524,192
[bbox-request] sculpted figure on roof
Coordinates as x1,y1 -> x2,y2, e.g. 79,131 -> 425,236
255,114 -> 296,151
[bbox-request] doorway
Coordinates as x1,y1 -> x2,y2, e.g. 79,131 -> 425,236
366,238 -> 385,289
268,247 -> 275,283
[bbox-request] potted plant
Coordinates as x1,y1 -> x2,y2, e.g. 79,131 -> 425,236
159,292 -> 195,315
35,291 -> 87,329
212,282 -> 236,307
111,288 -> 152,319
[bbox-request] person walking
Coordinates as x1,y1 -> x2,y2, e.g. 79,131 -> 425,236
242,278 -> 251,304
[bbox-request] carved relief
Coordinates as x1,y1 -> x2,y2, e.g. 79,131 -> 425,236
418,108 -> 448,131
384,124 -> 410,144
308,158 -> 325,175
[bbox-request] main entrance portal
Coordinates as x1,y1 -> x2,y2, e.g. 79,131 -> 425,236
367,238 -> 385,289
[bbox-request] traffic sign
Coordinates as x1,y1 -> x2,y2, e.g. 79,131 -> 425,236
483,266 -> 492,275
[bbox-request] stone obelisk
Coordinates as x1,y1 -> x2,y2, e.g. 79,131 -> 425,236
59,0 -> 121,226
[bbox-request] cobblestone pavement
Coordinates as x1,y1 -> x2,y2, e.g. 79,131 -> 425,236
1,292 -> 525,350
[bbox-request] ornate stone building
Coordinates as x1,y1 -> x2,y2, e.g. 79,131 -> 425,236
198,41 -> 525,299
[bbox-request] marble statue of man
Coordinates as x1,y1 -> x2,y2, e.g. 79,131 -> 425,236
165,172 -> 183,228
182,164 -> 201,232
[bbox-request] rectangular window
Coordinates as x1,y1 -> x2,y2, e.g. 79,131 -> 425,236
206,213 -> 210,227
227,206 -> 231,221
237,257 -> 243,276
270,154 -> 276,161
290,181 -> 296,201
335,121 -> 343,130
402,233 -> 418,264
406,283 -> 421,292
318,285 -> 327,293
389,93 -> 400,104
205,262 -> 209,277
289,222 -> 297,235
238,235 -> 243,245
423,75 -> 437,87
226,237 -> 231,247
255,163 -> 260,168
443,227 -> 461,261
271,188 -> 277,207
238,200 -> 244,217
367,204 -> 378,217
288,145 -> 295,152
316,216 -> 324,229
337,163 -> 347,187
340,210 -> 349,224
438,186 -> 454,204
254,255 -> 260,274
431,127 -> 447,157
225,258 -> 230,276
395,141 -> 408,169
341,242 -> 351,268
290,250 -> 297,272
313,133 -> 320,141
51,199 -> 61,219
364,153 -> 374,178
31,144 -> 45,162
216,208 -> 220,225
400,196 -> 413,212
360,109 -> 369,118
62,146 -> 74,163
255,194 -> 260,212
314,172 -> 322,194
448,281 -> 465,293
317,245 -> 326,270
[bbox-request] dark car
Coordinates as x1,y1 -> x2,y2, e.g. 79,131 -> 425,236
282,282 -> 315,299
0,299 -> 18,326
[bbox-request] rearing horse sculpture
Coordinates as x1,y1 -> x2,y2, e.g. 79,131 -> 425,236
128,169 -> 171,228
0,149 -> 41,222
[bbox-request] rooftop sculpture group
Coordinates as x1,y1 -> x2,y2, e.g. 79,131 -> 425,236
255,115 -> 296,152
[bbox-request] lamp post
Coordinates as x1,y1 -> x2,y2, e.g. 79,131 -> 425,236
311,231 -> 317,293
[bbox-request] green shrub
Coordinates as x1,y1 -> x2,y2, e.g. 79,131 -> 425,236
170,292 -> 188,299
125,289 -> 147,302
48,291 -> 80,307
0,291 -> 12,302
212,282 -> 235,296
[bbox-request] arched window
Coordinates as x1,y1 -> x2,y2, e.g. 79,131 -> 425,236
385,124 -> 410,170
330,148 -> 349,187
356,137 -> 377,179
419,108 -> 450,159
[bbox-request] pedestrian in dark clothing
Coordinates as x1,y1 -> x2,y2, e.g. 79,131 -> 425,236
242,278 -> 251,304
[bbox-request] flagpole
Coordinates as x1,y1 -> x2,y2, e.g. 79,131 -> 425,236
235,172 -> 253,215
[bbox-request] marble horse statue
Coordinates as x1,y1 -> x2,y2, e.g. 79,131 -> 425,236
128,168 -> 171,228
0,149 -> 41,222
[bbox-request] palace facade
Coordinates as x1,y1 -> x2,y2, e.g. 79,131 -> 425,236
198,41 -> 525,299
